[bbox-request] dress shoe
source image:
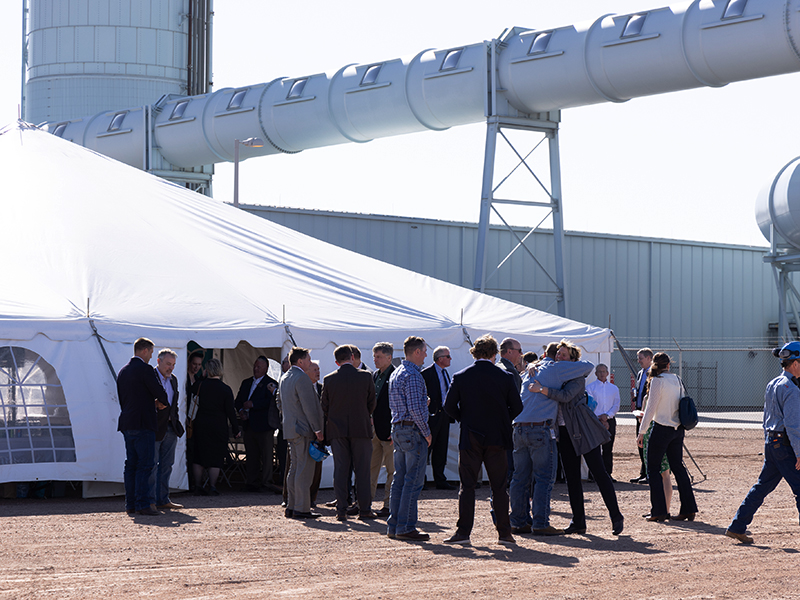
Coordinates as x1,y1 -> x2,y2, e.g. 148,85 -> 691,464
612,518 -> 625,535
564,523 -> 587,535
511,525 -> 532,535
324,499 -> 339,508
284,508 -> 294,518
193,486 -> 209,496
671,512 -> 696,521
630,475 -> 648,484
281,500 -> 288,508
396,530 -> 430,541
376,507 -> 391,518
386,531 -> 396,539
646,514 -> 670,522
358,511 -> 377,520
157,502 -> 183,510
208,486 -> 220,496
336,514 -> 348,522
435,481 -> 457,490
532,526 -> 565,536
725,529 -> 754,544
346,504 -> 360,516
137,506 -> 160,516
292,511 -> 321,519
126,508 -> 136,515
498,534 -> 516,545
443,532 -> 471,545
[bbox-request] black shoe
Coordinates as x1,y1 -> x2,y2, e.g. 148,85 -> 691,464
443,532 -> 471,545
358,511 -> 377,520
629,475 -> 648,484
324,499 -> 338,508
376,507 -> 391,518
511,525 -> 532,535
284,508 -> 294,518
612,518 -> 624,535
435,481 -> 457,490
346,504 -> 360,516
336,513 -> 347,522
208,486 -> 220,496
193,486 -> 209,496
671,512 -> 696,521
564,523 -> 587,535
646,514 -> 670,522
396,530 -> 430,541
292,511 -> 321,519
498,534 -> 516,545
137,506 -> 160,516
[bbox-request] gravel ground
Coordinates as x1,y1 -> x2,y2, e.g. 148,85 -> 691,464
2,427 -> 799,599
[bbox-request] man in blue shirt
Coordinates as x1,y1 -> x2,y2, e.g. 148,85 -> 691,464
387,336 -> 431,541
726,341 -> 800,544
509,349 -> 594,535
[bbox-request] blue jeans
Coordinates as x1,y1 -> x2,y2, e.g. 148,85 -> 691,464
123,429 -> 156,511
388,423 -> 428,535
729,438 -> 800,534
150,428 -> 178,506
509,425 -> 557,529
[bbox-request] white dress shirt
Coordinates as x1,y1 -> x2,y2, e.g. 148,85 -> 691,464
586,379 -> 620,418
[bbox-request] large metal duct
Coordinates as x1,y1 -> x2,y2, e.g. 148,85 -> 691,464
44,0 -> 800,170
756,157 -> 800,249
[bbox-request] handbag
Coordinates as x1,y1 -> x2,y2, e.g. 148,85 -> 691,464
677,377 -> 699,431
186,382 -> 201,439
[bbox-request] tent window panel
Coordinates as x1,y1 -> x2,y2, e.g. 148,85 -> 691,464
12,450 -> 33,464
34,449 -> 55,463
55,449 -> 77,462
0,452 -> 8,465
0,346 -> 76,463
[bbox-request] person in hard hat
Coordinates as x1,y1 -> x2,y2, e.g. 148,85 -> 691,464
726,341 -> 800,544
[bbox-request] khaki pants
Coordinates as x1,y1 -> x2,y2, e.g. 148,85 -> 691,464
370,437 -> 394,509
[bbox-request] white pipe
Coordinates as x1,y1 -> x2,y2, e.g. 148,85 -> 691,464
44,0 -> 800,170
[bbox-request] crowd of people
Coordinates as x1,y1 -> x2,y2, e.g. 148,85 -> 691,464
116,335 -> 800,546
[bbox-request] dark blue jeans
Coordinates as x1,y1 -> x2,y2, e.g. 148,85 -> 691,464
123,429 -> 156,511
150,428 -> 178,506
728,437 -> 800,534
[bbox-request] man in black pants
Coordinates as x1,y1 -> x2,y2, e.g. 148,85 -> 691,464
422,346 -> 456,490
631,348 -> 653,484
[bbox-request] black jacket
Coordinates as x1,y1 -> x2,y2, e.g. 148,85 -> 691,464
117,357 -> 167,433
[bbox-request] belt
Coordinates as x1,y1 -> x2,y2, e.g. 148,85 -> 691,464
397,420 -> 416,427
767,430 -> 786,437
514,421 -> 547,427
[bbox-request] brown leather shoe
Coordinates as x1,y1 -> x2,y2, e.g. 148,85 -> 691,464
532,526 -> 564,536
725,529 -> 754,544
646,514 -> 670,522
137,505 -> 160,516
157,502 -> 183,510
671,512 -> 696,521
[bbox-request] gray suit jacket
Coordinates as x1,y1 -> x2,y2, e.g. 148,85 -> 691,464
278,366 -> 324,440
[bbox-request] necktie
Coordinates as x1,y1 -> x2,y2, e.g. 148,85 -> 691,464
442,368 -> 450,391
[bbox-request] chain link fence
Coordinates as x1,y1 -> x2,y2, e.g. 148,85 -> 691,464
609,339 -> 774,440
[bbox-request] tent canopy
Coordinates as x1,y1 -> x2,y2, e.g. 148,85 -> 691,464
0,122 -> 611,486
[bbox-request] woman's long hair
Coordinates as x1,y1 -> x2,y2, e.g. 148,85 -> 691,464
644,352 -> 671,397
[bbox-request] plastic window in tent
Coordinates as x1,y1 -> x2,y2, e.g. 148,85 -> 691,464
287,79 -> 308,99
227,90 -> 248,110
107,112 -> 127,132
361,65 -> 382,86
529,32 -> 553,54
723,0 -> 747,19
621,14 -> 647,38
441,48 -> 463,71
0,346 -> 76,466
170,100 -> 190,120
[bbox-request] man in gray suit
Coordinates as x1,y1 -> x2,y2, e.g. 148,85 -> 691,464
278,346 -> 324,519
321,344 -> 377,521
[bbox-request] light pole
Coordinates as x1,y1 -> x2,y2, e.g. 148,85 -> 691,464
233,137 -> 264,207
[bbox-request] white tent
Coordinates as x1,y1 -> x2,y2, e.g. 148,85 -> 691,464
0,122 -> 612,491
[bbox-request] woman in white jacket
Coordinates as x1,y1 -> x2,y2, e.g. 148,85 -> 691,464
637,353 -> 698,522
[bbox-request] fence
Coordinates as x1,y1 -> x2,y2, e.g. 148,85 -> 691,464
609,339 -> 775,439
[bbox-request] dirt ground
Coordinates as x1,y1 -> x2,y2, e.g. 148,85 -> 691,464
2,427 -> 799,600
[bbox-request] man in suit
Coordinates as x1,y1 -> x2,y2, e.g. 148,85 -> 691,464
321,344 -> 377,520
630,348 -> 653,484
370,342 -> 395,517
498,338 -> 524,393
235,356 -> 281,492
278,346 -> 324,519
422,346 -> 456,490
150,348 -> 184,510
443,334 -> 523,545
117,337 -> 168,516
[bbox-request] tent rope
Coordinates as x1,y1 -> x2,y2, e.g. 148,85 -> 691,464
462,327 -> 473,346
284,324 -> 297,346
89,319 -> 117,383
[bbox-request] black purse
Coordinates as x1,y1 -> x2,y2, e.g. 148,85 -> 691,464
677,377 -> 699,431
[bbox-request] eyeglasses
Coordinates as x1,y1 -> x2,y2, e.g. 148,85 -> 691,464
441,355 -> 451,359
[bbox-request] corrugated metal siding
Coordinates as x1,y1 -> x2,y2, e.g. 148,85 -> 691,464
244,206 -> 778,341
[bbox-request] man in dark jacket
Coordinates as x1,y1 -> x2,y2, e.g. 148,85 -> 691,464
422,346 -> 456,490
235,356 -> 281,492
321,344 -> 377,520
443,334 -> 523,545
151,348 -> 184,510
117,337 -> 168,516
370,342 -> 396,517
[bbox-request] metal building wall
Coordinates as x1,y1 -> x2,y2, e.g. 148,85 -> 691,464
244,205 -> 778,343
